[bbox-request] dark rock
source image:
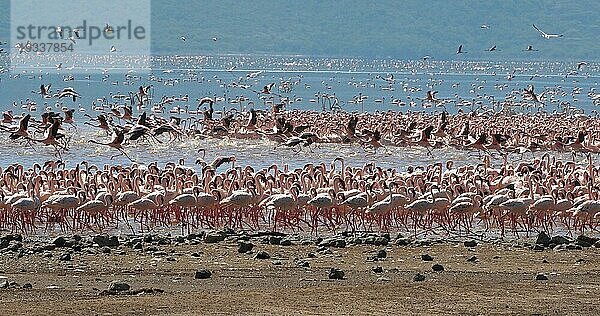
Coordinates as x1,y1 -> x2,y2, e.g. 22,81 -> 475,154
6,241 -> 23,252
328,268 -> 345,280
72,235 -> 82,242
279,238 -> 293,246
254,251 -> 270,260
464,240 -> 477,248
145,246 -> 158,252
175,236 -> 185,243
238,241 -> 254,253
376,249 -> 387,259
157,238 -> 171,246
133,242 -> 143,250
421,254 -> 434,261
204,232 -> 226,244
296,260 -> 310,268
186,233 -> 199,241
194,269 -> 212,279
576,235 -> 599,247
467,256 -> 478,263
551,235 -> 571,246
22,283 -> 32,289
372,266 -> 384,274
374,237 -> 389,246
307,252 -> 316,258
535,273 -> 548,281
59,253 -> 71,261
413,273 -> 426,282
53,237 -> 67,247
594,241 -> 600,248
269,236 -> 282,245
109,281 -> 130,291
43,244 -> 56,251
395,238 -> 410,246
190,252 -> 201,257
143,235 -> 154,243
542,259 -> 549,263
101,247 -> 111,254
333,239 -> 346,248
92,235 -> 119,248
535,232 -> 551,246
532,244 -> 545,251
566,244 -> 583,250
432,264 -> 445,272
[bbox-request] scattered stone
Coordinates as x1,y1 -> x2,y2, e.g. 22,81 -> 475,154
296,260 -> 310,268
413,273 -> 426,282
374,237 -> 389,246
279,238 -> 293,246
421,254 -> 434,261
133,242 -> 143,250
204,231 -> 226,244
532,244 -> 545,251
566,244 -> 583,250
372,266 -> 384,274
395,238 -> 410,246
59,253 -> 72,261
466,256 -> 478,263
143,235 -> 154,243
22,283 -> 32,289
432,264 -> 445,272
194,269 -> 212,279
576,235 -> 599,248
594,241 -> 600,248
93,235 -> 120,248
238,241 -> 254,253
535,273 -> 548,281
268,236 -> 282,245
376,249 -> 387,259
254,251 -> 270,260
101,246 -> 111,254
272,260 -> 282,266
157,238 -> 171,246
542,259 -> 549,263
109,281 -> 131,292
53,236 -> 67,247
464,240 -> 477,248
535,231 -> 551,247
328,268 -> 345,280
145,246 -> 158,252
190,252 -> 201,257
551,235 -> 570,246
307,252 -> 316,258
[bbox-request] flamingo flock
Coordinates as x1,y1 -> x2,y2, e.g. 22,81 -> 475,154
0,155 -> 599,236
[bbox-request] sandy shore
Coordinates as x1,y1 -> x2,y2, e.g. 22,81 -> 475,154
1,231 -> 600,315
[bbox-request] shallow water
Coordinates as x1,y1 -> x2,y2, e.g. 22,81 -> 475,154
0,56 -> 599,168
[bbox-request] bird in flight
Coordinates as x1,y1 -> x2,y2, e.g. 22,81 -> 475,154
524,45 -> 538,52
456,45 -> 465,54
577,62 -> 588,70
487,45 -> 497,52
532,24 -> 563,39
180,36 -> 186,42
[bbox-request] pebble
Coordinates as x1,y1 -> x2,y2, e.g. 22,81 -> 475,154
328,268 -> 345,280
464,240 -> 477,248
194,269 -> 212,279
22,283 -> 32,289
376,249 -> 387,259
237,241 -> 254,253
254,251 -> 271,260
466,256 -> 479,262
413,273 -> 426,282
432,264 -> 445,272
421,254 -> 434,261
109,281 -> 131,292
535,273 -> 548,281
59,253 -> 72,261
372,266 -> 384,274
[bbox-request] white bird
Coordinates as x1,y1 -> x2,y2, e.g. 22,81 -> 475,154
180,36 -> 186,42
110,46 -> 117,52
532,24 -> 563,39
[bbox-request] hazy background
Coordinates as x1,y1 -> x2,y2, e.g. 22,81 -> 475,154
1,0 -> 598,60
